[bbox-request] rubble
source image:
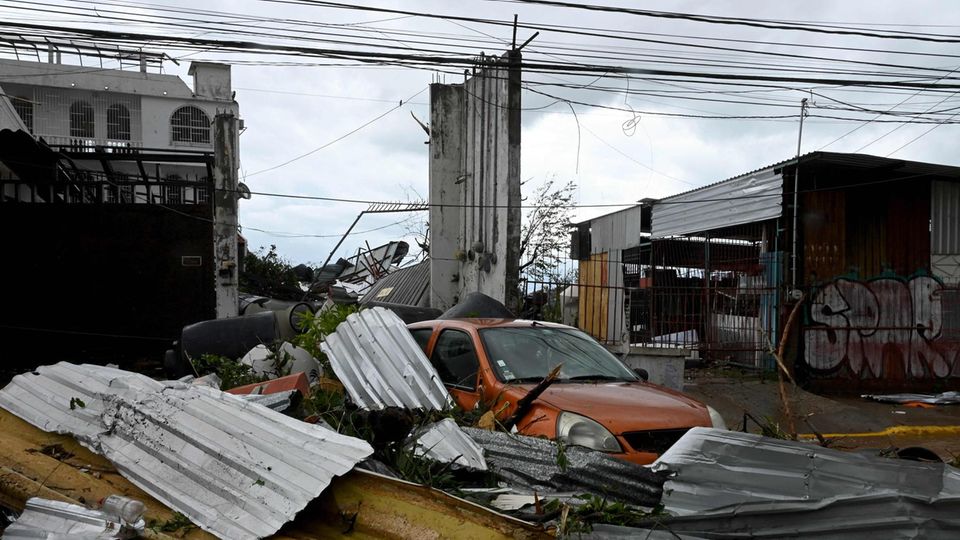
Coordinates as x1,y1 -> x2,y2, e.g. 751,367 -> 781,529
463,427 -> 666,508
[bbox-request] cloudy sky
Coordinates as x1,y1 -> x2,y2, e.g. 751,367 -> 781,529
3,0 -> 959,265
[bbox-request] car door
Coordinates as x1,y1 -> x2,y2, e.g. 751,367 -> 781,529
429,328 -> 482,410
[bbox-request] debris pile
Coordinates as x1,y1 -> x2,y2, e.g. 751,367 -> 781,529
1,304 -> 959,538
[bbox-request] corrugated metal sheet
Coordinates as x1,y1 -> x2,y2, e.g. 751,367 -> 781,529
651,427 -> 960,516
652,152 -> 960,240
589,206 -> 643,253
862,391 -> 960,405
0,362 -> 373,540
361,259 -> 431,307
3,497 -> 143,539
652,167 -> 783,238
407,418 -> 487,470
591,494 -> 960,539
322,306 -> 452,410
463,427 -> 664,507
932,180 -> 960,254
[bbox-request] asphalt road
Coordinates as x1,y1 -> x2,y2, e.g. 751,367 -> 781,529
683,368 -> 960,462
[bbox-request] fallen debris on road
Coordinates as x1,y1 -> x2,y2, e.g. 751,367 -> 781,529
863,390 -> 960,406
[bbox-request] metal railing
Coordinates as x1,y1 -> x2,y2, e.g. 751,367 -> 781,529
1,171 -> 211,205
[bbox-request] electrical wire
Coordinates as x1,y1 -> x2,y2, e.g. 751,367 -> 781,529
243,87 -> 426,177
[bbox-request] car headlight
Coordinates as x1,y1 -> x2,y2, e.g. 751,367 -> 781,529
556,411 -> 622,452
707,405 -> 727,430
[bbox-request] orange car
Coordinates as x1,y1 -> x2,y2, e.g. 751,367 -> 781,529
408,318 -> 725,465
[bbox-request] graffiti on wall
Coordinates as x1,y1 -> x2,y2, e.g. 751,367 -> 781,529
804,275 -> 960,379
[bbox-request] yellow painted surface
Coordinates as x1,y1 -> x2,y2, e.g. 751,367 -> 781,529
578,252 -> 609,340
798,424 -> 960,440
0,409 -> 549,539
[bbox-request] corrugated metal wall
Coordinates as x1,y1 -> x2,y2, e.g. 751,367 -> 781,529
652,168 -> 782,238
803,181 -> 930,282
931,180 -> 960,287
932,181 -> 960,253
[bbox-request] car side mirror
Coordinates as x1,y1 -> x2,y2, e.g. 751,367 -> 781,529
633,368 -> 649,381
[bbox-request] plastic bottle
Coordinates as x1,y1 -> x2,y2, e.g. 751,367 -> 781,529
100,495 -> 145,524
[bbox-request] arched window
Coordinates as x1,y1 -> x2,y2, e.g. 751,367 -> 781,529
170,106 -> 210,144
69,101 -> 95,138
12,96 -> 32,132
107,104 -> 131,140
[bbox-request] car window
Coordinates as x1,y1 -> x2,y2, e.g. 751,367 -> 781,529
409,328 -> 433,355
430,329 -> 479,390
479,326 -> 638,383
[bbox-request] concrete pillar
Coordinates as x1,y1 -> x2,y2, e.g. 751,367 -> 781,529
213,112 -> 239,318
504,49 -> 522,311
428,83 -> 464,311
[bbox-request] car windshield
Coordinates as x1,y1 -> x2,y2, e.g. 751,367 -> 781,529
479,326 -> 638,383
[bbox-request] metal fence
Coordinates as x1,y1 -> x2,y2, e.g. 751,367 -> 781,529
520,222 -> 780,367
1,170 -> 211,205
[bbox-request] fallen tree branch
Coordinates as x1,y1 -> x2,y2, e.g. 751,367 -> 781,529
501,364 -> 562,430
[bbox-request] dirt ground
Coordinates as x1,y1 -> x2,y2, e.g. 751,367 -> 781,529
683,367 -> 960,462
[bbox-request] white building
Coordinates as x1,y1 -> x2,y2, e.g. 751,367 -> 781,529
0,53 -> 238,185
0,46 -> 243,320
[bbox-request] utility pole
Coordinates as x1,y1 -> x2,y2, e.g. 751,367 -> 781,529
790,98 -> 808,291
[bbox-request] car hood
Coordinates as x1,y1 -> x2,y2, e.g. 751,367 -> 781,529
525,381 -> 711,434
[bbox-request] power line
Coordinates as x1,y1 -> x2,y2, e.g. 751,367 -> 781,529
244,87 -> 426,177
497,0 -> 960,43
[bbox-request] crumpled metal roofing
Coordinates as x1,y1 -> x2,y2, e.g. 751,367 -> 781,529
581,427 -> 960,538
361,259 -> 431,308
322,306 -> 452,410
862,391 -> 960,405
3,497 -> 143,539
651,427 -> 960,516
592,492 -> 960,539
407,418 -> 487,470
463,427 -> 665,507
0,362 -> 373,540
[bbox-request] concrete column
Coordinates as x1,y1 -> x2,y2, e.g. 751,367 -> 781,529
213,112 -> 239,318
504,50 -> 522,311
429,83 -> 465,311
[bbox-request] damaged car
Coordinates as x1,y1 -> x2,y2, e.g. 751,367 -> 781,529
408,317 -> 726,465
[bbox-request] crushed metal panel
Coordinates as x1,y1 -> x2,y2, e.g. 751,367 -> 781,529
463,427 -> 664,507
3,497 -> 143,539
592,493 -> 960,539
0,362 -> 374,540
652,427 -> 960,516
322,306 -> 452,410
652,167 -> 782,238
407,418 -> 487,470
0,362 -> 163,449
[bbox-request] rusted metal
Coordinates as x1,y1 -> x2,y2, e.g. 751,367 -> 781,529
803,275 -> 960,391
